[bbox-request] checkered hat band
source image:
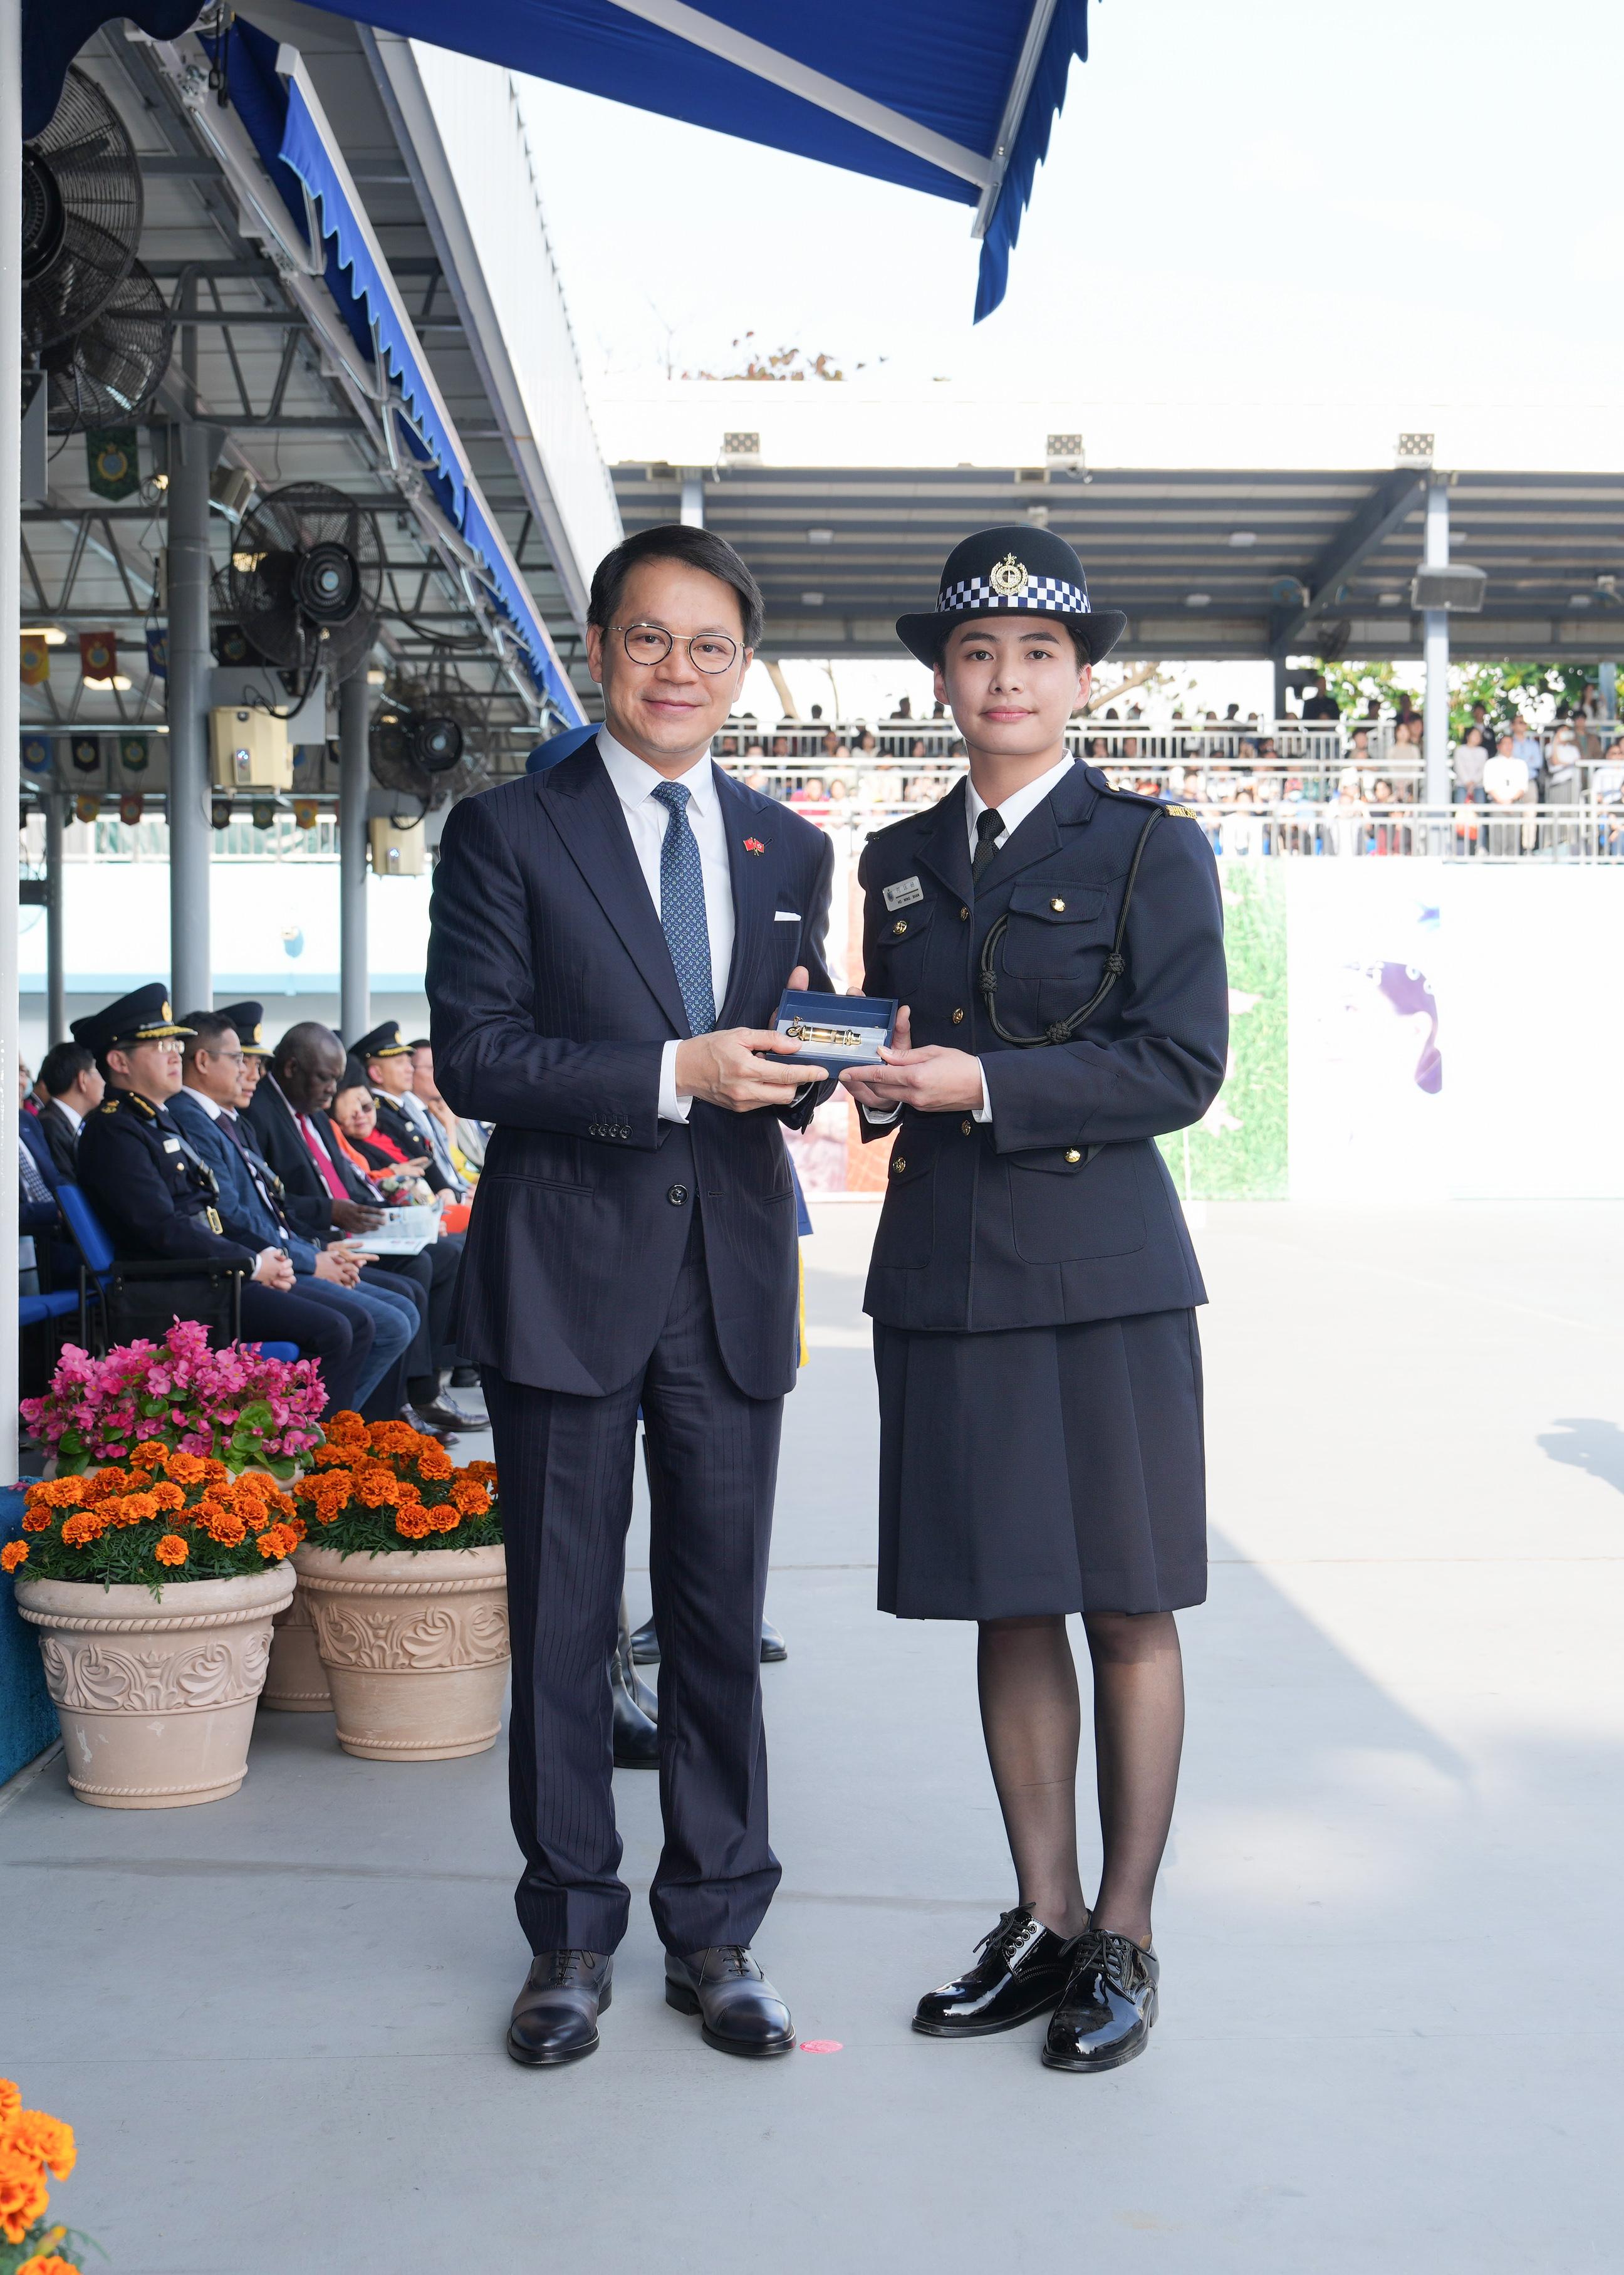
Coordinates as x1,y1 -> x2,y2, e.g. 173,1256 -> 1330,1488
939,574 -> 1090,614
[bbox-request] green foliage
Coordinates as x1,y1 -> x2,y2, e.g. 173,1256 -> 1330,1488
1157,862 -> 1287,1200
1447,661 -> 1608,738
1318,658 -> 1420,719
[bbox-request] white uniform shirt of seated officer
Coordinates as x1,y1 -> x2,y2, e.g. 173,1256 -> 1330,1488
586,556 -> 826,1115
843,612 -> 1092,1126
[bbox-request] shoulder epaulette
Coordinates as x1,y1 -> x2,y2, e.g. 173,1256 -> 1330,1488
127,1092 -> 155,1117
98,1097 -> 119,1114
1162,803 -> 1201,819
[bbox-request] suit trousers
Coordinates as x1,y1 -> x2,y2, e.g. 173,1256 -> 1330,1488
482,1212 -> 784,1957
239,1280 -> 371,1416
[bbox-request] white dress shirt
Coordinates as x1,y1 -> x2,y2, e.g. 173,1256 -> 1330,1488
867,756 -> 1080,1131
54,1098 -> 83,1134
598,728 -> 736,1124
179,1082 -> 279,1271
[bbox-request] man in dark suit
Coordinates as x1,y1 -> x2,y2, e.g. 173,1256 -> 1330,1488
245,1022 -> 474,1436
34,1040 -> 104,1183
429,523 -> 835,2068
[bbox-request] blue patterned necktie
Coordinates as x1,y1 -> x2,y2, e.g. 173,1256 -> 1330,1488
651,779 -> 716,1035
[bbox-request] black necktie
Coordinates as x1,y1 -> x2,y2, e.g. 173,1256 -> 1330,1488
220,1112 -> 289,1230
972,807 -> 1005,883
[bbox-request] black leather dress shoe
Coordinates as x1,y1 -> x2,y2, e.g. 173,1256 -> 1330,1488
611,1648 -> 658,1767
665,1947 -> 796,2058
400,1403 -> 458,1443
913,1907 -> 1078,2037
1042,1929 -> 1159,2073
449,1364 -> 482,1389
629,1616 -> 788,1666
508,1950 -> 612,2066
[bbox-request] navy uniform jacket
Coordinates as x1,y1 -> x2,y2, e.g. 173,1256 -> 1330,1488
76,1090 -> 257,1270
427,741 -> 835,1401
167,1090 -> 321,1273
858,762 -> 1227,1333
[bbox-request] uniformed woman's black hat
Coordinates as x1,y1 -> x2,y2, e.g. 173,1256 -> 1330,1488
218,1000 -> 272,1057
352,1020 -> 410,1064
895,525 -> 1127,669
70,983 -> 195,1057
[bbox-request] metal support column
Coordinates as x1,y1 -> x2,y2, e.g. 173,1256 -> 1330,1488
339,663 -> 371,1042
44,792 -> 65,1046
2,0 -> 21,1474
1422,479 -> 1450,808
1271,656 -> 1289,721
1600,662 -> 1616,723
167,419 -> 225,1013
679,470 -> 705,529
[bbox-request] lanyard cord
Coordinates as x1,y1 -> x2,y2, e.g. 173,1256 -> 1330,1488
976,807 -> 1164,1049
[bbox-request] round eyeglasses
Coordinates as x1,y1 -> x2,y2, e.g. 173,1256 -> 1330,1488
611,623 -> 740,675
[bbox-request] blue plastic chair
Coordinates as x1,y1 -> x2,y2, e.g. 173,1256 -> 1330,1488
19,1290 -> 79,1331
55,1182 -> 249,1352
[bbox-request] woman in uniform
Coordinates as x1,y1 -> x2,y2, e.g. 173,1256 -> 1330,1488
843,528 -> 1227,2073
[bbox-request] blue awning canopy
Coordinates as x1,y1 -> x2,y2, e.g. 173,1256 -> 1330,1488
210,19 -> 582,721
299,0 -> 1090,322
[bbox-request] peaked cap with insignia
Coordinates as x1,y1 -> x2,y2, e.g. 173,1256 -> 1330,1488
217,999 -> 272,1057
352,1020 -> 411,1064
70,982 -> 195,1057
895,525 -> 1127,668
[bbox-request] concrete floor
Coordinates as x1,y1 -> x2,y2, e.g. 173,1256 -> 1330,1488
5,1201 -> 1624,2272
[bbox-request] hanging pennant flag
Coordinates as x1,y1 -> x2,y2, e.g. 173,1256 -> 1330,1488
79,629 -> 117,684
119,792 -> 145,825
293,798 -> 320,830
120,735 -> 150,773
86,426 -> 140,502
145,625 -> 168,680
71,736 -> 101,774
21,736 -> 52,776
20,632 -> 50,686
75,793 -> 100,824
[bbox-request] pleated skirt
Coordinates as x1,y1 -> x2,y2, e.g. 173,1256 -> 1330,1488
873,1308 -> 1207,1621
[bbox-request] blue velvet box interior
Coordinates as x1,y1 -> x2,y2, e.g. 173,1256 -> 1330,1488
769,989 -> 898,1070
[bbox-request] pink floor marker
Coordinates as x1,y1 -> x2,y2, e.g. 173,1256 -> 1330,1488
799,2039 -> 843,2053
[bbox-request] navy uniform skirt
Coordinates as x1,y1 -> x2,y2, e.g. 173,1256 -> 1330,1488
873,1309 -> 1207,1621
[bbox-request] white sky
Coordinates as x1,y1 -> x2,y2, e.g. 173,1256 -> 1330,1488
520,0 -> 1624,468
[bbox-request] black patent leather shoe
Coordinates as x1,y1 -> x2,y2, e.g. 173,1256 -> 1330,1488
611,1647 -> 659,1767
665,1947 -> 796,2058
913,1907 -> 1078,2037
507,1950 -> 612,2067
759,1618 -> 788,1663
1042,1929 -> 1159,2073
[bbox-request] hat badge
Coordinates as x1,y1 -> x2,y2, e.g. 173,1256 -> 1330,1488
160,1000 -> 172,1022
990,552 -> 1029,598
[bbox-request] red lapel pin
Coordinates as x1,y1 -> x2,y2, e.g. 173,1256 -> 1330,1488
743,836 -> 765,855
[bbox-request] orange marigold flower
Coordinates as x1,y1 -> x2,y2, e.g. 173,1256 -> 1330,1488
110,1491 -> 159,1528
149,1481 -> 185,1511
164,1452 -> 207,1486
83,1467 -> 131,1504
357,1470 -> 399,1509
414,1441 -> 454,1481
451,1480 -> 489,1516
60,1511 -> 109,1548
8,2111 -> 75,2180
283,1515 -> 308,1544
236,1471 -> 277,1498
427,1504 -> 461,1533
462,1459 -> 498,1485
0,2079 -> 19,2121
0,2149 -> 49,2244
366,1419 -> 419,1455
256,1525 -> 296,1561
199,1510 -> 246,1548
393,1504 -> 435,1540
154,1534 -> 189,1567
312,1444 -> 358,1470
201,1458 -> 231,1487
18,2254 -> 83,2274
1,1541 -> 28,1573
268,1490 -> 296,1520
129,1439 -> 168,1468
326,1408 -> 367,1437
21,1508 -> 51,1533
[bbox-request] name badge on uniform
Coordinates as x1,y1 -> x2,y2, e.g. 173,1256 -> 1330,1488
162,1137 -> 182,1151
883,875 -> 924,911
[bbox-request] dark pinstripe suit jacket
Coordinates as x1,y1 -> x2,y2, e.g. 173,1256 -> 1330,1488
427,743 -> 836,1400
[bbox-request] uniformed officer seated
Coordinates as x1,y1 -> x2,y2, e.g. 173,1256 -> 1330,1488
352,1020 -> 471,1199
69,985 -> 377,1416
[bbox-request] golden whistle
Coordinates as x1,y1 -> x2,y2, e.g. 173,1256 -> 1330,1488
784,1018 -> 863,1047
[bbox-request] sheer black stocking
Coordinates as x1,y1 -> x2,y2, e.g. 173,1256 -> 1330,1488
976,1609 -> 1185,1950
1084,1609 -> 1184,1949
976,1615 -> 1090,1940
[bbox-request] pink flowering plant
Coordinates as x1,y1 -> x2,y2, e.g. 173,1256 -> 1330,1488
19,1320 -> 326,1480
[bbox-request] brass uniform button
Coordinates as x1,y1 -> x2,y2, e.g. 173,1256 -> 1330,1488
892,1155 -> 907,1175
1064,1149 -> 1081,1163
959,905 -> 970,921
1050,897 -> 1066,913
951,1008 -> 965,1025
960,1119 -> 973,1136
892,918 -> 908,935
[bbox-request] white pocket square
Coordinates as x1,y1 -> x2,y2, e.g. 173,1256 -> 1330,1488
774,910 -> 801,922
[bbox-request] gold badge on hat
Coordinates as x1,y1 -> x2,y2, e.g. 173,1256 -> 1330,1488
990,552 -> 1029,597
161,1000 -> 172,1021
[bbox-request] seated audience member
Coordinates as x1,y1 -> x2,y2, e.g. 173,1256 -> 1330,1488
355,1021 -> 469,1199
34,1040 -> 103,1182
330,1062 -> 433,1203
18,1101 -> 63,1297
247,1020 -> 476,1436
170,1012 -> 415,1420
409,1037 -> 487,1176
820,728 -> 848,764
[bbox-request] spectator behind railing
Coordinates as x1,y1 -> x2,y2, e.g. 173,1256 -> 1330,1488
1454,726 -> 1489,804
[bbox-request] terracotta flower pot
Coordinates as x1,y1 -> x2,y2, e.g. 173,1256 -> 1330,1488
293,1544 -> 509,1762
262,1585 -> 333,1712
14,1565 -> 296,1808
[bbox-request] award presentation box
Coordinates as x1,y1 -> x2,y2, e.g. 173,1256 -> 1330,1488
768,990 -> 899,1072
